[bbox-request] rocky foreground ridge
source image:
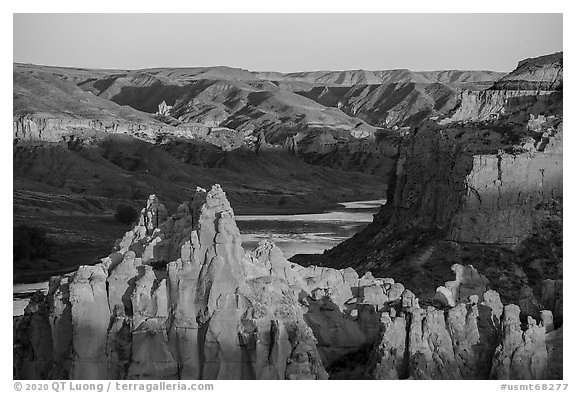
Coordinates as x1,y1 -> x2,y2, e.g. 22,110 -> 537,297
14,185 -> 561,380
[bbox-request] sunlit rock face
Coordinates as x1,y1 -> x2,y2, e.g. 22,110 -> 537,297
13,185 -> 562,380
442,52 -> 562,124
382,114 -> 563,248
12,114 -> 211,143
439,90 -> 555,124
447,125 -> 562,245
491,52 -> 563,91
434,264 -> 490,307
366,265 -> 560,380
12,185 -> 391,380
14,185 -> 326,380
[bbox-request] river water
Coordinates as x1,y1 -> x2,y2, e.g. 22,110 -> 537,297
13,199 -> 385,316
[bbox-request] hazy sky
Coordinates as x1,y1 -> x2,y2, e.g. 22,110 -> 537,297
13,13 -> 562,72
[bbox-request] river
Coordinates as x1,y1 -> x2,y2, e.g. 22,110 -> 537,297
13,199 -> 385,316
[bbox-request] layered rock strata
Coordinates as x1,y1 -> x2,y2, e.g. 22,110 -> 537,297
491,52 -> 562,91
447,122 -> 562,244
440,90 -> 555,123
13,114 -> 209,145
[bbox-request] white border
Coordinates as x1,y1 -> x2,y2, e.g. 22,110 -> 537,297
2,3 -> 572,390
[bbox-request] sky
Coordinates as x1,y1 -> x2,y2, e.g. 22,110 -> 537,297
13,13 -> 563,73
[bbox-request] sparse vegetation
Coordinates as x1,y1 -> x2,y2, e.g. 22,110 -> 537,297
115,204 -> 139,225
278,196 -> 290,206
13,225 -> 53,263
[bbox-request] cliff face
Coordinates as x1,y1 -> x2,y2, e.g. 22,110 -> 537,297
388,93 -> 563,248
441,53 -> 562,124
441,90 -> 555,123
491,52 -> 563,91
13,114 -> 209,144
306,115 -> 562,299
296,54 -> 563,309
13,186 -> 561,380
12,113 -> 252,152
448,121 -> 562,244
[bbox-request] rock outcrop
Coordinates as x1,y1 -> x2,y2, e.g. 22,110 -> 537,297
440,90 -> 555,124
289,53 -> 563,365
434,264 -> 489,307
156,101 -> 173,116
491,306 -> 548,380
441,53 -> 562,124
12,113 -> 213,145
447,122 -> 562,244
491,52 -> 563,91
11,186 -> 391,379
299,51 -> 563,277
15,186 -> 328,380
367,265 -> 560,380
13,185 -> 561,380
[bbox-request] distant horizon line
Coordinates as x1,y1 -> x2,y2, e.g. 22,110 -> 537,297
13,61 -> 514,75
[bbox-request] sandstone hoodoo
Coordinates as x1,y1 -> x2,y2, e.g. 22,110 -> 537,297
14,185 -> 561,380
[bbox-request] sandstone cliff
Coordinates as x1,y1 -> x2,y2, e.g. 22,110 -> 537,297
12,114 -> 212,144
447,120 -> 562,244
440,90 -> 557,124
301,114 -> 562,298
491,52 -> 562,91
440,53 -> 562,124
